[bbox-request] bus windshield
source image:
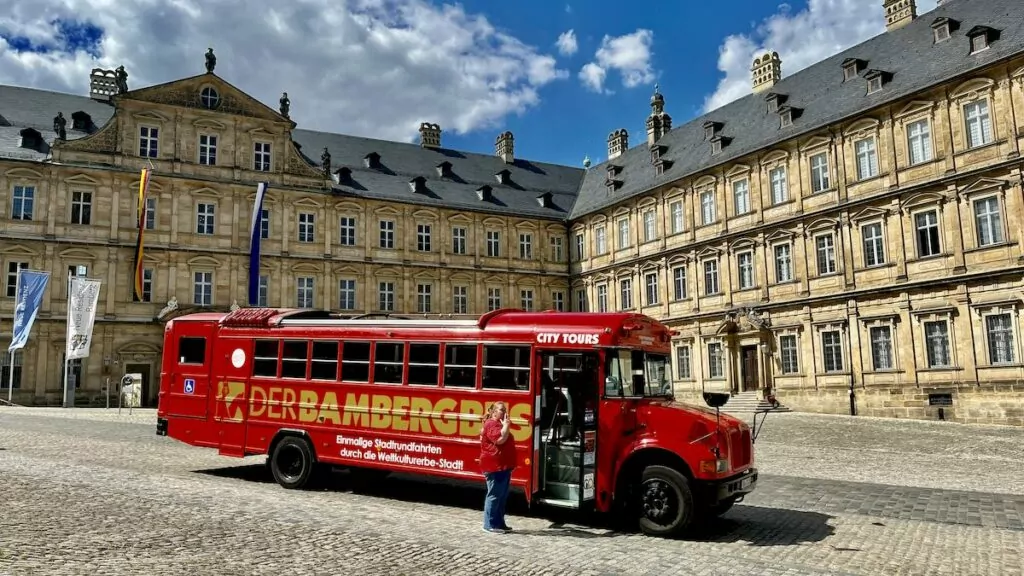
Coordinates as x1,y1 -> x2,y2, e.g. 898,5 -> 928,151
604,349 -> 673,398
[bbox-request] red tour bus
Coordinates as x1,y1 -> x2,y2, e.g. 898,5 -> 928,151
156,307 -> 758,536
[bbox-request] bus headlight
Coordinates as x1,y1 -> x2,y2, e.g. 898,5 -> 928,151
699,458 -> 730,474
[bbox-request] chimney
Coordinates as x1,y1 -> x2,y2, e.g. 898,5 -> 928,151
751,51 -> 781,94
89,68 -> 118,101
496,131 -> 514,164
607,129 -> 629,160
419,122 -> 441,148
884,0 -> 917,31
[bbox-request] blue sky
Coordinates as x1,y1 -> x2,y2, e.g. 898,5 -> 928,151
0,0 -> 936,168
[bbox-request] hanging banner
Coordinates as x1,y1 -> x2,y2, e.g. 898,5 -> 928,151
66,277 -> 102,360
9,269 -> 50,352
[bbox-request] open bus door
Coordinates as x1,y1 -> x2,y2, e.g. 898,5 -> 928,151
533,350 -> 600,510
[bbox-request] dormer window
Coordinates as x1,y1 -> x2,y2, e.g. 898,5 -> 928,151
703,121 -> 722,141
364,152 -> 380,169
710,135 -> 731,155
71,111 -> 92,131
436,161 -> 453,178
335,167 -> 352,182
654,159 -> 673,176
649,145 -> 665,164
780,108 -> 793,128
967,26 -> 999,53
476,185 -> 493,201
495,169 -> 511,185
409,176 -> 427,193
536,192 -> 553,208
931,17 -> 959,43
19,128 -> 42,150
606,164 -> 622,180
864,69 -> 891,95
842,58 -> 866,81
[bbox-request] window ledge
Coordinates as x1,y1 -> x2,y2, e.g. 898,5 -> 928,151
964,240 -> 1017,254
918,366 -> 964,372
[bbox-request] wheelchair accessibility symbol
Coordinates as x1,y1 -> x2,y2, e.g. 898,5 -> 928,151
184,378 -> 195,394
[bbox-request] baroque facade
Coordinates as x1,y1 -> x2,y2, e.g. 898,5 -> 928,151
1,0 -> 1023,425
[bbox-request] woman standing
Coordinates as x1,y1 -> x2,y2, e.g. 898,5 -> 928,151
480,401 -> 517,533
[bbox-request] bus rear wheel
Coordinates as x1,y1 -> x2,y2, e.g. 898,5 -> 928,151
270,435 -> 317,490
636,465 -> 694,537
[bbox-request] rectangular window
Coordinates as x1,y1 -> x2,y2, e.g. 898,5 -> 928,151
708,343 -> 724,379
619,279 -> 632,309
378,281 -> 394,311
870,326 -> 893,370
178,336 -> 207,365
575,289 -> 588,312
139,126 -> 158,158
519,233 -> 532,259
862,223 -> 885,267
487,287 -> 502,311
193,271 -> 212,306
408,343 -> 440,386
520,289 -> 534,311
575,233 -> 585,260
259,208 -> 270,239
770,166 -> 788,204
670,200 -> 684,234
643,210 -> 656,242
198,134 -> 217,165
71,191 -> 92,225
417,283 -> 432,313
595,226 -> 607,255
144,197 -> 157,230
486,231 -> 500,257
342,341 -> 370,382
417,224 -> 432,252
907,119 -> 933,165
11,185 -> 34,221
597,284 -> 608,312
552,291 -> 564,312
703,260 -> 719,295
444,344 -> 477,388
196,203 -> 215,235
821,330 -> 843,372
737,252 -> 754,290
311,341 -> 339,381
338,279 -> 356,310
373,342 -> 405,384
0,351 -> 22,389
296,277 -> 314,308
964,100 -> 993,148
6,261 -> 28,298
676,346 -> 691,379
915,210 -> 941,257
379,220 -> 395,249
733,180 -> 750,215
815,234 -> 836,275
810,153 -> 830,193
452,227 -> 467,255
855,137 -> 879,180
673,267 -> 686,300
774,243 -> 793,283
617,219 -> 630,248
452,286 -> 468,314
482,345 -> 530,391
644,272 -> 658,306
985,313 -> 1015,365
339,217 -> 356,246
132,268 -> 154,303
779,335 -> 798,374
258,275 -> 269,307
974,197 -> 1003,247
700,190 -> 716,225
550,236 -> 564,262
254,142 -> 272,171
298,213 -> 315,243
924,320 -> 951,368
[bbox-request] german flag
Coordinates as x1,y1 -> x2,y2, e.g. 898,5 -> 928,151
132,168 -> 152,302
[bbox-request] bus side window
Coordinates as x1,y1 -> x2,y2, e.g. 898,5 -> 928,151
179,337 -> 206,365
408,343 -> 440,386
281,340 -> 309,379
341,341 -> 370,382
374,342 -> 404,385
481,345 -> 530,391
443,344 -> 477,388
253,339 -> 280,377
311,341 -> 339,380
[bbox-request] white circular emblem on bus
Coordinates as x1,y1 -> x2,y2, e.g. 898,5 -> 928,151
231,348 -> 246,368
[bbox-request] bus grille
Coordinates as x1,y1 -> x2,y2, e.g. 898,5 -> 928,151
729,428 -> 751,469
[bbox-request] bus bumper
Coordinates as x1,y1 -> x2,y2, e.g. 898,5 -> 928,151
156,417 -> 168,436
699,468 -> 757,504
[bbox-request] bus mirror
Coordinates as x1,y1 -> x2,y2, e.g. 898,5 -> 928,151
702,391 -> 730,408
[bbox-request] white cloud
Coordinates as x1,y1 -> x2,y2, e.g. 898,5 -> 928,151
0,0 -> 570,142
703,0 -> 939,112
556,29 -> 578,56
579,29 -> 655,93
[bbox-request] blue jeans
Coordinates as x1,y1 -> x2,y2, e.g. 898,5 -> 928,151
483,469 -> 512,530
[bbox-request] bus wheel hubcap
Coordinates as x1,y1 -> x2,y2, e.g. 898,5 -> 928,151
279,446 -> 304,480
641,479 -> 677,524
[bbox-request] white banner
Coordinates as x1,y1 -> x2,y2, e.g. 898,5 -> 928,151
66,277 -> 101,360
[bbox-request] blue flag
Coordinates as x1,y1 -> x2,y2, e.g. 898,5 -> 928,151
9,269 -> 50,352
248,182 -> 269,306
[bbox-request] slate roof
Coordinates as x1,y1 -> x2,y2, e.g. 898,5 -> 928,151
569,0 -> 1024,219
0,85 -> 116,162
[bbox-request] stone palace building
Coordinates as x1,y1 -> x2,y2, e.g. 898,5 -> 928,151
1,0 -> 1022,425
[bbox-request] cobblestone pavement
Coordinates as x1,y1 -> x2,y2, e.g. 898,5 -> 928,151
0,408 -> 1022,576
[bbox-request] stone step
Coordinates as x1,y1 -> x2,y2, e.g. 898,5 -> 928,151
719,391 -> 793,415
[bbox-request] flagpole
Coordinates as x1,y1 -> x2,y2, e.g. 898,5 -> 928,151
7,269 -> 19,403
63,269 -> 71,409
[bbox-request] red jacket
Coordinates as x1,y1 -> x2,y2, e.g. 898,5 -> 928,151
479,419 -> 517,474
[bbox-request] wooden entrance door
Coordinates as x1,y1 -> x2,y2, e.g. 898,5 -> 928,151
740,346 -> 759,392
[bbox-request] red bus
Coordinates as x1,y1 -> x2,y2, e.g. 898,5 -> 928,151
156,308 -> 757,536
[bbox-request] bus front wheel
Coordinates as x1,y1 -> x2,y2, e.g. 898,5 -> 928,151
270,435 -> 317,490
636,465 -> 694,537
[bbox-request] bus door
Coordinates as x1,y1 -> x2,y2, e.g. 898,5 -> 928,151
164,322 -> 215,420
210,337 -> 250,457
534,350 -> 600,510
